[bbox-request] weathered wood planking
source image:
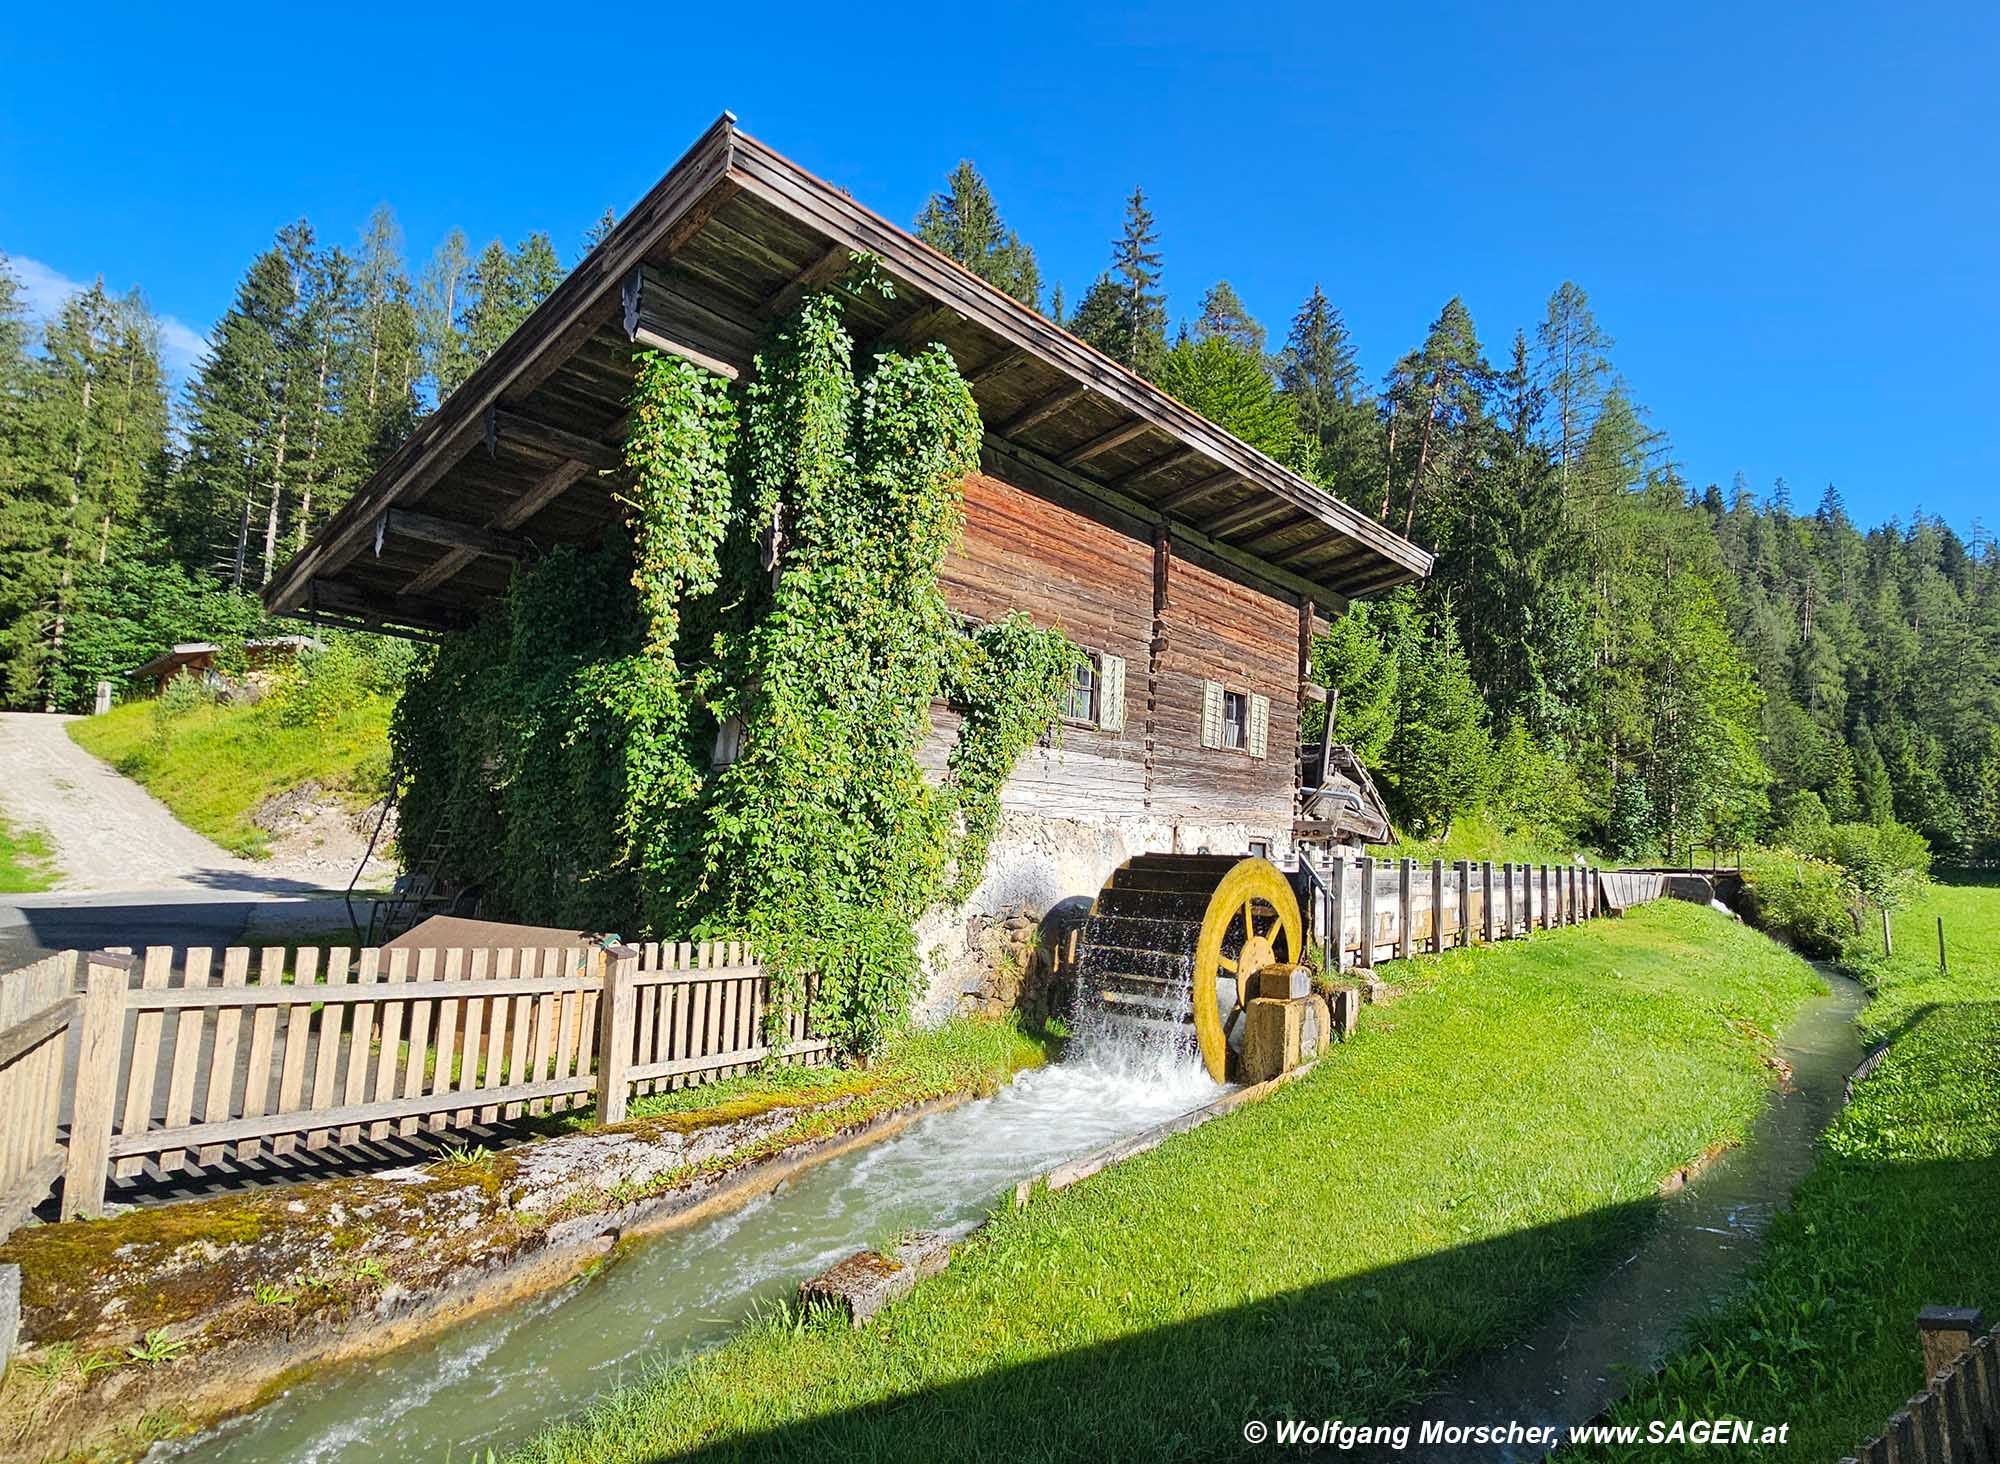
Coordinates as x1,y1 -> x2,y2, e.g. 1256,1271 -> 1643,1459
0,951 -> 78,1236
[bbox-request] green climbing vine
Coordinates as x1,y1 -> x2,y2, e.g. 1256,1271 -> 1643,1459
390,264 -> 1077,1052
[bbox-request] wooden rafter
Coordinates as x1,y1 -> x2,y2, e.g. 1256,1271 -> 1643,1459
486,407 -> 622,471
405,459 -> 593,597
1273,528 -> 1349,568
1060,419 -> 1153,469
1158,470 -> 1238,514
1113,445 -> 1201,489
761,240 -> 850,319
1204,496 -> 1293,540
1238,512 -> 1320,554
967,347 -> 1027,385
382,508 -> 527,560
1000,382 -> 1090,436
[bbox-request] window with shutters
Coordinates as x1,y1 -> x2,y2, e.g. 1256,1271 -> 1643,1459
1201,681 -> 1270,760
1222,690 -> 1248,749
1064,653 -> 1099,725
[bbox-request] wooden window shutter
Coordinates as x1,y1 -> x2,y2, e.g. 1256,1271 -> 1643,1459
1098,655 -> 1126,732
1248,693 -> 1270,759
1201,679 -> 1224,749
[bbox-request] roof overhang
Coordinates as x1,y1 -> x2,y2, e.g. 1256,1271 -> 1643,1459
265,114 -> 1432,636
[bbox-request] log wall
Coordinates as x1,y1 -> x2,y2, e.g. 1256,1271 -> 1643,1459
930,470 -> 1297,841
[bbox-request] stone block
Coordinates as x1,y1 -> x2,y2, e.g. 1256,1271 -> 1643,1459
1253,963 -> 1311,1000
798,1229 -> 952,1327
1242,996 -> 1306,1084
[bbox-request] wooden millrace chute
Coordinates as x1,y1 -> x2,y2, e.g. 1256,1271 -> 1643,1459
1075,853 -> 1304,1082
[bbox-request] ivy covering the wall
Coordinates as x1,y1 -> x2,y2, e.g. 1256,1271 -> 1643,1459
390,271 -> 1077,1051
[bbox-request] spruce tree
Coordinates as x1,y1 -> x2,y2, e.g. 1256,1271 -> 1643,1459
1191,281 -> 1265,355
1071,188 -> 1166,377
1278,284 -> 1375,507
914,161 -> 1041,308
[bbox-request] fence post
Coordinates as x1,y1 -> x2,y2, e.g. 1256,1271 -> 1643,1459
1357,856 -> 1377,970
1481,861 -> 1495,943
594,945 -> 639,1127
1500,863 -> 1514,938
1918,1306 -> 1984,1383
1396,859 -> 1414,961
1540,865 -> 1552,930
1429,858 -> 1445,953
1329,854 -> 1350,973
61,952 -> 131,1222
1453,861 -> 1471,948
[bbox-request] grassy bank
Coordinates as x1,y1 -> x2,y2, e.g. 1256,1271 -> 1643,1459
68,690 -> 392,859
505,901 -> 1818,1463
0,811 -> 57,893
1573,872 -> 2000,1461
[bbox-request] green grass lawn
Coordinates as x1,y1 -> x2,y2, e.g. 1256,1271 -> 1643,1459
505,901 -> 1820,1464
68,693 -> 393,859
1572,871 -> 2000,1462
0,811 -> 58,892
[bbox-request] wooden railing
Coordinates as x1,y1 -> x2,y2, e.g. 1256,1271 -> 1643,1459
1302,857 -> 1643,973
0,953 -> 78,1236
0,938 -> 829,1228
1841,1309 -> 1999,1464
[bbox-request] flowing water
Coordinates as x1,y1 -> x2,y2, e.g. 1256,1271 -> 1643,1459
1382,964 -> 1867,1461
165,1022 -> 1219,1463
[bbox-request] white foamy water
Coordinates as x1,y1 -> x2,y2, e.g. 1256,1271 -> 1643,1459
162,1047 -> 1221,1464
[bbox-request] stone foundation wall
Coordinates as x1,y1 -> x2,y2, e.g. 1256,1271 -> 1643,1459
913,809 -> 1291,1025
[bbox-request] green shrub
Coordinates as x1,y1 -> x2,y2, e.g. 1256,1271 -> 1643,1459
1740,849 -> 1858,960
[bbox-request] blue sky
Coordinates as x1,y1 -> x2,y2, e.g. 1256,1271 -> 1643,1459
2,1 -> 1993,534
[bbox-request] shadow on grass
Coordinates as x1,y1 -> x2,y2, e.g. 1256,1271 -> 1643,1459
556,1198 -> 1670,1464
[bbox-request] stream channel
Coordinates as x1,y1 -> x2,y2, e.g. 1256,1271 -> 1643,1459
161,966 -> 1863,1463
162,1044 -> 1223,1463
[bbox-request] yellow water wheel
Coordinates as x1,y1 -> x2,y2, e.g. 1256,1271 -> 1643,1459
1075,853 -> 1304,1082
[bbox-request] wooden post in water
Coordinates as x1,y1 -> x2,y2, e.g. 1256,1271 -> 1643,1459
62,952 -> 131,1222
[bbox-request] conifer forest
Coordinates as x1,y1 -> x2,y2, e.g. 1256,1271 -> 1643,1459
3,164 -> 1992,864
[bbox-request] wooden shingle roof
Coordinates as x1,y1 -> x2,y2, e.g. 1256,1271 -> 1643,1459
265,114 -> 1432,635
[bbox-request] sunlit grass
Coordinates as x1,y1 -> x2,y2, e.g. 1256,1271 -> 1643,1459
1572,871 -> 2000,1462
507,902 -> 1820,1463
0,811 -> 58,892
68,694 -> 392,859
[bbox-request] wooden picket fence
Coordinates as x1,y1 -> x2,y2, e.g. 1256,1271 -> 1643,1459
0,938 -> 829,1231
1841,1311 -> 2000,1464
1302,857 -> 1647,974
0,952 -> 77,1237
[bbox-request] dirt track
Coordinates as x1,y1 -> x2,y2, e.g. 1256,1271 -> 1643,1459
0,711 -> 314,893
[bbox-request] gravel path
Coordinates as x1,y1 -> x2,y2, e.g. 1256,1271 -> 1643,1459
0,711 -> 322,893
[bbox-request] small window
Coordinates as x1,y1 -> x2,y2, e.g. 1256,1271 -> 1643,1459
1248,839 -> 1272,860
1222,690 -> 1248,750
1064,653 -> 1100,725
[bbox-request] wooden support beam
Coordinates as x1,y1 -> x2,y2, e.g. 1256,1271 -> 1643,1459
1204,496 -> 1293,540
405,459 -> 594,597
486,407 -> 622,471
1240,511 -> 1319,554
967,346 -> 1027,385
762,240 -> 850,319
882,303 -> 958,351
1060,419 -> 1154,468
309,578 -> 471,633
620,265 -> 742,380
1158,470 -> 1238,514
1114,445 -> 1201,490
1274,528 -> 1348,567
383,509 -> 527,560
1000,382 -> 1090,436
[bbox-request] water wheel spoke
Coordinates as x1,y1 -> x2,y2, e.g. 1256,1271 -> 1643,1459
1217,954 -> 1239,974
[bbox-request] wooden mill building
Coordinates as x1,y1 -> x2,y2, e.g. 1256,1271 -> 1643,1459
266,115 -> 1433,1012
